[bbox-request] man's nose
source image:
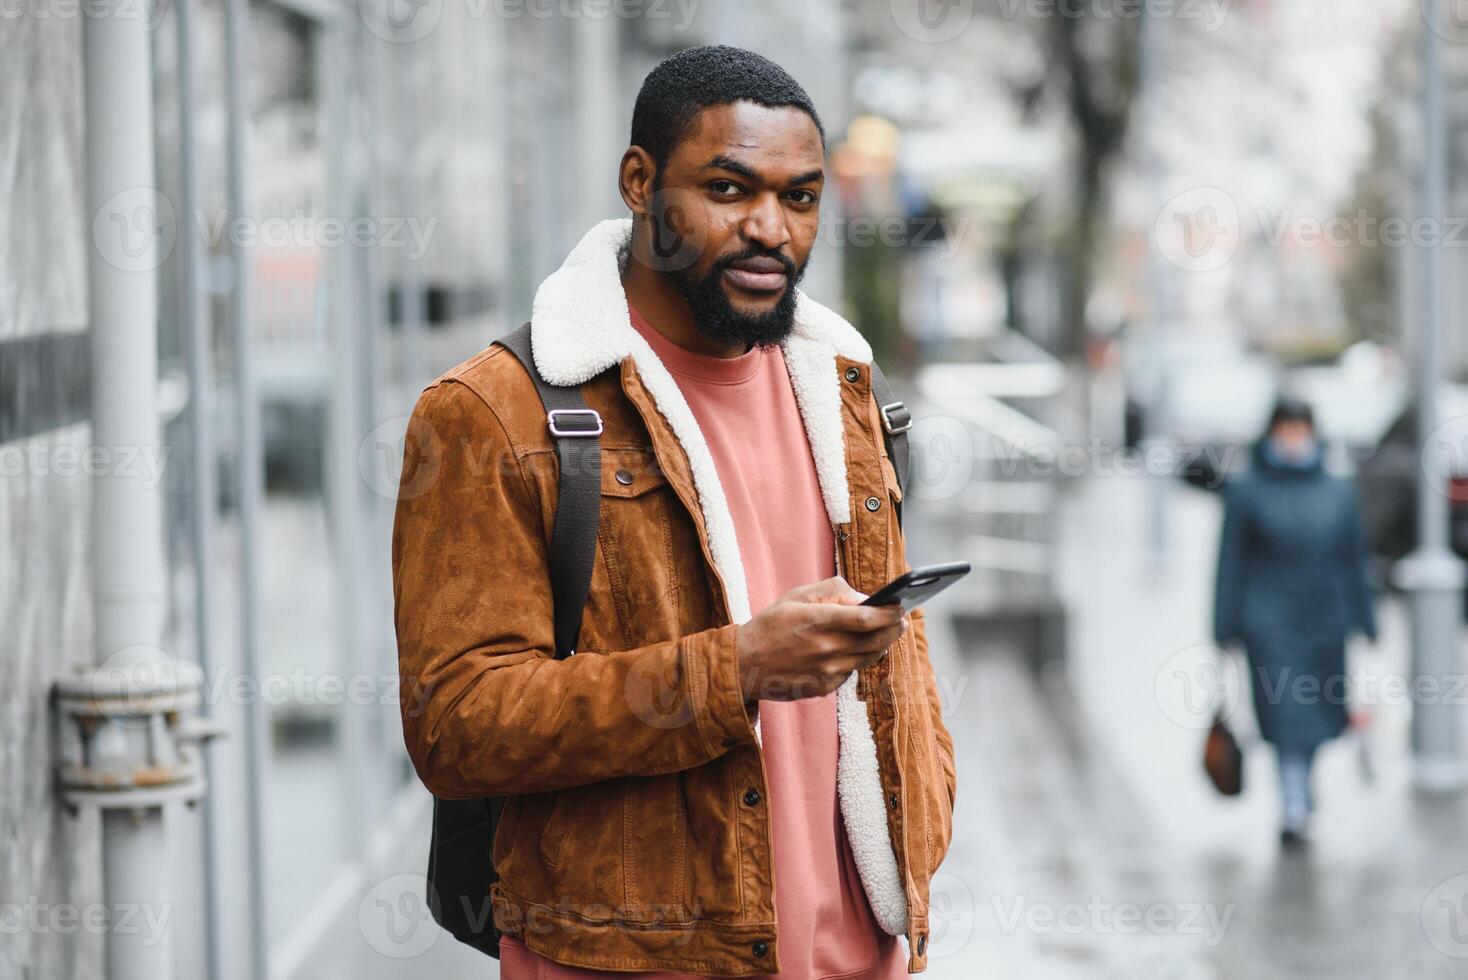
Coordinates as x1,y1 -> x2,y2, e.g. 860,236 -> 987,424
739,193 -> 792,252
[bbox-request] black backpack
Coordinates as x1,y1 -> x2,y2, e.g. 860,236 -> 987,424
423,321 -> 912,958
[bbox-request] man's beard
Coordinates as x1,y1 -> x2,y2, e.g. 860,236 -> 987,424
665,244 -> 809,350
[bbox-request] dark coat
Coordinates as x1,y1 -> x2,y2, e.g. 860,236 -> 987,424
1214,441 -> 1378,751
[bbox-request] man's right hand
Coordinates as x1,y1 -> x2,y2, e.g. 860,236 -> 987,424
736,576 -> 906,704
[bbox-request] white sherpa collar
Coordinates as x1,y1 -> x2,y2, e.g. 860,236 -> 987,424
531,218 -> 873,387
530,217 -> 872,535
527,218 -> 908,936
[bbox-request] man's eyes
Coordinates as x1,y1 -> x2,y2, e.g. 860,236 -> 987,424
707,181 -> 819,206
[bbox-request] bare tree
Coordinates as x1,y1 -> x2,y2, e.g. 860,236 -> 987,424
1046,10 -> 1141,363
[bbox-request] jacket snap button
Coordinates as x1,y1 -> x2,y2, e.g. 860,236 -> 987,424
865,496 -> 882,512
889,792 -> 899,809
844,367 -> 861,383
743,788 -> 761,806
917,933 -> 927,956
752,940 -> 769,958
615,469 -> 634,486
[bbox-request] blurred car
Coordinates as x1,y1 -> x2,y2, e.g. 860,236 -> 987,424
1356,385 -> 1468,569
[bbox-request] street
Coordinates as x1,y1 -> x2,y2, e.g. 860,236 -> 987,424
914,471 -> 1468,978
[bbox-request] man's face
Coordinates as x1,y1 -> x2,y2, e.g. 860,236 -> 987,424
648,101 -> 825,348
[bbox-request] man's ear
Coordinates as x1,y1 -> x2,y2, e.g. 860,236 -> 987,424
618,147 -> 657,215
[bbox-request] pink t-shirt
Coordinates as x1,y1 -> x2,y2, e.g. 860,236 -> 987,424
497,306 -> 904,978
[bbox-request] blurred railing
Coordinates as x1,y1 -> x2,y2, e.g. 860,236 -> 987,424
915,353 -> 1072,666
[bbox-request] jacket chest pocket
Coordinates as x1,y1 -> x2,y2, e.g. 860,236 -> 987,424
878,449 -> 907,579
597,449 -> 681,641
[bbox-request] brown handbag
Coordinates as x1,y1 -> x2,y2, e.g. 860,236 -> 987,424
1203,711 -> 1244,796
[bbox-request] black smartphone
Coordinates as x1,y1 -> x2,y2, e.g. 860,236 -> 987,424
860,562 -> 971,612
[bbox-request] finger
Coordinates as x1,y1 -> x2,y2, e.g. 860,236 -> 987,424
817,622 -> 904,663
822,642 -> 896,676
806,601 -> 903,633
847,622 -> 904,654
785,575 -> 867,606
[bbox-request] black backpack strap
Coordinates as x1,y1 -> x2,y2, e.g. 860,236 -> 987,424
867,360 -> 911,526
426,322 -> 603,960
495,322 -> 601,658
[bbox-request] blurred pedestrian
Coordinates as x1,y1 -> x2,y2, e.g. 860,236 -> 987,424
1214,396 -> 1378,846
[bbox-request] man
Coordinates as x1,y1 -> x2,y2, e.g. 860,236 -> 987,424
393,45 -> 955,977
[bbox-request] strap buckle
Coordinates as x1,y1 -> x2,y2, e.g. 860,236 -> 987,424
547,409 -> 604,437
880,401 -> 912,435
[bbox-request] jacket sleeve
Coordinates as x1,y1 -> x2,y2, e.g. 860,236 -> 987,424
911,607 -> 955,869
1343,481 -> 1379,642
1213,480 -> 1249,647
392,378 -> 757,799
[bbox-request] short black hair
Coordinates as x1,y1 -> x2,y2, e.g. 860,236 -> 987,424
630,45 -> 825,172
1268,395 -> 1315,431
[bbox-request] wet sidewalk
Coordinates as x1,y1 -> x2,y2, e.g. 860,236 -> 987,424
915,472 -> 1468,978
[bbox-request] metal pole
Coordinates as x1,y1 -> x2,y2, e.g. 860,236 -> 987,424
223,0 -> 273,969
80,10 -> 174,980
174,0 -> 226,975
1138,7 -> 1172,581
1400,0 -> 1466,793
319,21 -> 376,856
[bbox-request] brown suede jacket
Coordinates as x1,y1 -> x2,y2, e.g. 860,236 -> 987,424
392,219 -> 956,975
